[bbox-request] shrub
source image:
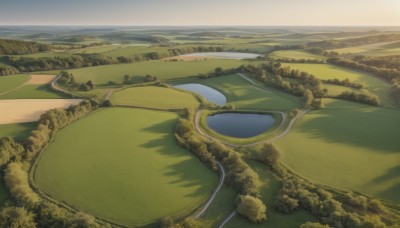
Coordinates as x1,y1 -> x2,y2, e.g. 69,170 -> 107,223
237,195 -> 267,223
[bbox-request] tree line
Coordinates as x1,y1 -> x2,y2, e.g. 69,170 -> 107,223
0,38 -> 52,55
0,100 -> 105,227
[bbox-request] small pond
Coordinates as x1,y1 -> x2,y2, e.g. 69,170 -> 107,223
207,113 -> 275,138
180,52 -> 262,59
173,83 -> 227,105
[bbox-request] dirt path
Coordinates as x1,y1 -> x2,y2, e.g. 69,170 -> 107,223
193,161 -> 225,219
0,75 -> 32,96
218,211 -> 236,228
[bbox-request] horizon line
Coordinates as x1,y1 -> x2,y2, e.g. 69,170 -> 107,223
0,24 -> 400,27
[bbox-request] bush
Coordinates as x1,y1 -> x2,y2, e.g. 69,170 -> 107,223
300,222 -> 330,228
237,195 -> 267,223
0,206 -> 37,227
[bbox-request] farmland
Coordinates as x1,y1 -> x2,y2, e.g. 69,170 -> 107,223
34,108 -> 217,226
0,25 -> 400,228
111,86 -> 199,109
0,99 -> 81,124
276,99 -> 400,203
269,50 -> 326,61
68,59 -> 258,84
281,63 -> 396,108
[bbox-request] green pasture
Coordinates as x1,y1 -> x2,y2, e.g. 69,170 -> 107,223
111,86 -> 199,109
330,40 -> 400,56
281,63 -> 396,108
34,108 -> 217,226
0,74 -> 29,94
173,74 -> 301,111
276,99 -> 400,203
68,59 -> 256,85
0,122 -> 36,141
0,84 -> 66,99
269,50 -> 326,60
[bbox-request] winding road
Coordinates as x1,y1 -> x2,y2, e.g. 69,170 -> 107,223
193,161 -> 225,219
191,73 -> 309,227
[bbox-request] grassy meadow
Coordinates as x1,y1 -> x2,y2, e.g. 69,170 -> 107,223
173,74 -> 302,111
68,59 -> 258,85
111,86 -> 199,109
269,50 -> 326,60
0,122 -> 36,141
0,74 -> 29,94
281,63 -> 396,108
275,99 -> 400,203
34,108 -> 217,226
330,40 -> 400,56
0,84 -> 66,99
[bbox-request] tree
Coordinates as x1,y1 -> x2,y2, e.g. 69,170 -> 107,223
123,74 -> 130,84
0,207 -> 37,228
254,144 -> 280,165
303,89 -> 314,108
237,195 -> 267,223
86,80 -> 94,90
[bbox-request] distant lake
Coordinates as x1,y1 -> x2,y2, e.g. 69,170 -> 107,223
173,83 -> 227,105
180,52 -> 262,59
207,112 -> 275,138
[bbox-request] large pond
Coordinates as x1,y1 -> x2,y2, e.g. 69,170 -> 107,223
173,83 -> 227,105
180,52 -> 262,59
207,113 -> 275,138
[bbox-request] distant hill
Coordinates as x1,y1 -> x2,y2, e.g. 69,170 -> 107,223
0,38 -> 51,55
188,32 -> 225,37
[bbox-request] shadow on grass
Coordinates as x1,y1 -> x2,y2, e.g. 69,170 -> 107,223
297,100 -> 400,153
369,165 -> 400,203
139,118 -> 217,199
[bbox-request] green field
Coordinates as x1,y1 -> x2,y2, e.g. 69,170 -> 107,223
173,74 -> 301,111
269,50 -> 326,61
34,108 -> 217,226
281,63 -> 396,108
111,86 -> 199,109
0,122 -> 36,141
68,59 -> 258,85
0,84 -> 66,99
330,40 -> 400,56
276,99 -> 400,203
0,74 -> 29,94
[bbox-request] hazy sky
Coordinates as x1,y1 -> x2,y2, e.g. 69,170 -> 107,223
0,0 -> 399,26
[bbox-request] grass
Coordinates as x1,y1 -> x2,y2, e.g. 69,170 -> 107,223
275,98 -> 400,203
68,59 -> 257,85
0,74 -> 29,94
281,63 -> 396,108
329,40 -> 400,56
172,74 -> 302,111
0,122 -> 36,141
33,108 -> 217,226
0,84 -> 67,99
111,86 -> 200,109
269,50 -> 326,61
226,161 -> 316,228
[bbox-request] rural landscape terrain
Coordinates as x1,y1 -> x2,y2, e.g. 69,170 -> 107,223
0,17 -> 400,228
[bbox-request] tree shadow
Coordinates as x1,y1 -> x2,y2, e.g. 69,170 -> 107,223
297,100 -> 400,153
139,118 -> 218,199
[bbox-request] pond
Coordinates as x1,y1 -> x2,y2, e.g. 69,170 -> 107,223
207,112 -> 275,138
180,52 -> 262,59
173,83 -> 227,105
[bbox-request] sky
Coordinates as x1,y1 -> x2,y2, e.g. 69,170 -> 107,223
0,0 -> 399,26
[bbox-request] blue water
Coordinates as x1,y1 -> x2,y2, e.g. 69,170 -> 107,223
207,113 -> 275,138
174,83 -> 227,105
